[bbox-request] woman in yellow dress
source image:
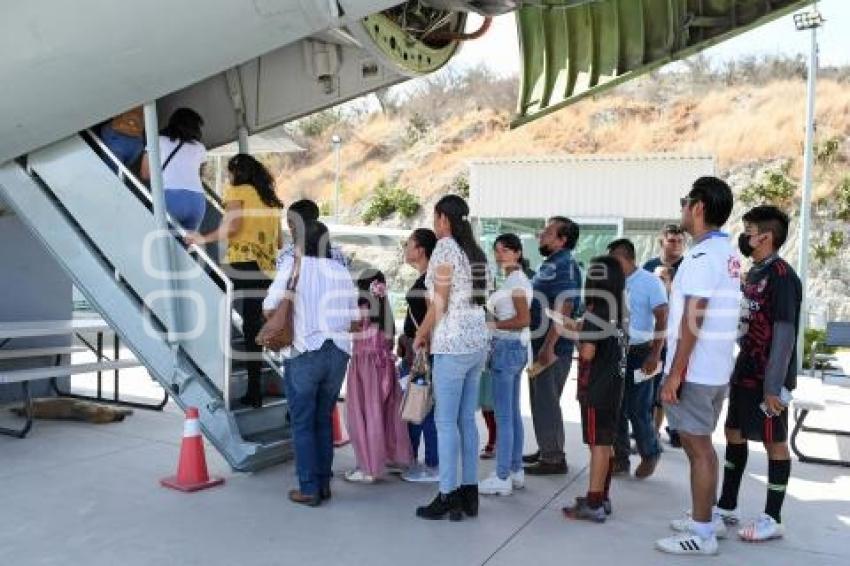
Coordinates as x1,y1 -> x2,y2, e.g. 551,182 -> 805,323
185,154 -> 284,407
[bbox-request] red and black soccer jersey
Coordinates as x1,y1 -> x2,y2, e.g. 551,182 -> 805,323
732,256 -> 802,392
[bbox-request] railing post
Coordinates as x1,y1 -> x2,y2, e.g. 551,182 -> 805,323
237,126 -> 250,154
143,102 -> 180,352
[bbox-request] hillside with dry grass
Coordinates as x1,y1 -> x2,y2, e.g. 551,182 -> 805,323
256,61 -> 850,319
271,66 -> 850,219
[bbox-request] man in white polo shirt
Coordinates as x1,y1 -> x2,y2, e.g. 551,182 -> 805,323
655,176 -> 742,556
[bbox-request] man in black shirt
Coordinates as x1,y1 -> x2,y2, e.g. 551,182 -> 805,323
716,206 -> 802,542
642,224 -> 685,448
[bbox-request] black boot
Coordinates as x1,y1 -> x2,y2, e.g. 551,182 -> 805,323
240,375 -> 263,408
416,492 -> 463,521
458,484 -> 479,518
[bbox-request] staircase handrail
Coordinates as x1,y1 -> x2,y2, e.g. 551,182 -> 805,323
84,129 -> 234,401
85,130 -> 284,395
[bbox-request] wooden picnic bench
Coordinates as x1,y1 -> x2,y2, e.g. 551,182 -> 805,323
0,318 -> 166,438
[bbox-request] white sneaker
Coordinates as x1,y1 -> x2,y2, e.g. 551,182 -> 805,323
479,473 -> 513,496
715,506 -> 741,526
656,533 -> 719,556
510,469 -> 525,490
401,464 -> 439,483
344,469 -> 375,484
670,509 -> 735,539
738,513 -> 785,542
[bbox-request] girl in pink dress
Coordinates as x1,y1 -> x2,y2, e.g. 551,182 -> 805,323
344,271 -> 413,482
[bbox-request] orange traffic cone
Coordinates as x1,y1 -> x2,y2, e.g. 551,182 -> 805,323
332,402 -> 349,448
161,407 -> 225,492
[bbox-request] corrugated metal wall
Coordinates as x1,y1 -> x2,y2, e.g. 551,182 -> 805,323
469,154 -> 715,221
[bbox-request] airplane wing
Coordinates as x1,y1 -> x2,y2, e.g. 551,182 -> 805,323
514,0 -> 816,127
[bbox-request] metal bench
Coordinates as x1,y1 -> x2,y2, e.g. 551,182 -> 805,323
811,321 -> 850,378
0,318 -> 165,438
789,375 -> 850,468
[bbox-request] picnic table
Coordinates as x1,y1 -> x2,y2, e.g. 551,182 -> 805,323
790,374 -> 850,468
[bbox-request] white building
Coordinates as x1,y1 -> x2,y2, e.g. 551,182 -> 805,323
468,154 -> 716,268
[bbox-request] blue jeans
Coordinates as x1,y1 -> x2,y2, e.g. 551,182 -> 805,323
615,346 -> 662,464
164,189 -> 206,232
100,124 -> 145,169
432,350 -> 487,494
400,358 -> 438,468
283,340 -> 350,496
490,337 -> 528,479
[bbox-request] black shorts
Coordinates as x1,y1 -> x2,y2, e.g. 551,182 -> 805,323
580,403 -> 617,446
724,385 -> 788,443
578,374 -> 622,447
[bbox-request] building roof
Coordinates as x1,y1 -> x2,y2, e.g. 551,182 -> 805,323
208,133 -> 304,156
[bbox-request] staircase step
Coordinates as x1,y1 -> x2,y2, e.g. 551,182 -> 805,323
233,398 -> 290,439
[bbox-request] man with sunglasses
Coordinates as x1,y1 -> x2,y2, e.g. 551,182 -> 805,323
656,177 -> 741,556
643,225 -> 686,449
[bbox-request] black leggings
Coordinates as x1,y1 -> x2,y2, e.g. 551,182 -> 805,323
226,261 -> 271,386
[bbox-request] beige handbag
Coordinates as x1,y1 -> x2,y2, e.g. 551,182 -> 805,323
400,350 -> 433,424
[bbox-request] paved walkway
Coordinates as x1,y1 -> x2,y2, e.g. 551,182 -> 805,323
1,358 -> 848,566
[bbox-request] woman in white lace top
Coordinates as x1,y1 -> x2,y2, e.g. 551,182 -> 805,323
413,195 -> 489,521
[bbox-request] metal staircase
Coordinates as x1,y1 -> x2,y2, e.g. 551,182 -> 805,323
0,134 -> 290,471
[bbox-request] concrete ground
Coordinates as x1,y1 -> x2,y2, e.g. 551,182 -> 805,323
1,352 -> 849,566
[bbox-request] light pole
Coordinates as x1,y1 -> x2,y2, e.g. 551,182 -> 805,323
794,5 -> 824,374
331,134 -> 341,223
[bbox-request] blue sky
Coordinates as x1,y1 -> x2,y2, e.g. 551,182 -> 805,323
448,0 -> 849,75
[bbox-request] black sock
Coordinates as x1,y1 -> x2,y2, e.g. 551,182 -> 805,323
718,443 -> 748,511
765,459 -> 791,523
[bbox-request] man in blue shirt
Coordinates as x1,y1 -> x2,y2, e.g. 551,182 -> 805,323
523,216 -> 582,475
608,239 -> 668,479
643,224 -> 686,448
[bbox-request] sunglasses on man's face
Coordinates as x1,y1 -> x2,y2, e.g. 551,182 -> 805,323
679,196 -> 695,208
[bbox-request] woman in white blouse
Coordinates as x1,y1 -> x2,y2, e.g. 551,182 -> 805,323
413,195 -> 489,521
478,233 -> 533,496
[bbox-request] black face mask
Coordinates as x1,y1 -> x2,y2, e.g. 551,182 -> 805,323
539,245 -> 551,257
738,233 -> 755,258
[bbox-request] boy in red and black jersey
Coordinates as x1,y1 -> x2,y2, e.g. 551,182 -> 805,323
557,256 -> 626,524
718,205 -> 802,542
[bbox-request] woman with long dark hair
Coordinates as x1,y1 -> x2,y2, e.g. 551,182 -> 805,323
413,194 -> 490,521
185,153 -> 283,407
478,233 -> 532,496
479,234 -> 535,460
141,107 -> 208,231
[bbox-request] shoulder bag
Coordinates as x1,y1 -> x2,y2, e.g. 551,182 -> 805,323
256,254 -> 301,351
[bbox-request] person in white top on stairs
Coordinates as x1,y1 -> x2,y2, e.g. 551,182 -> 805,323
140,108 -> 208,231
